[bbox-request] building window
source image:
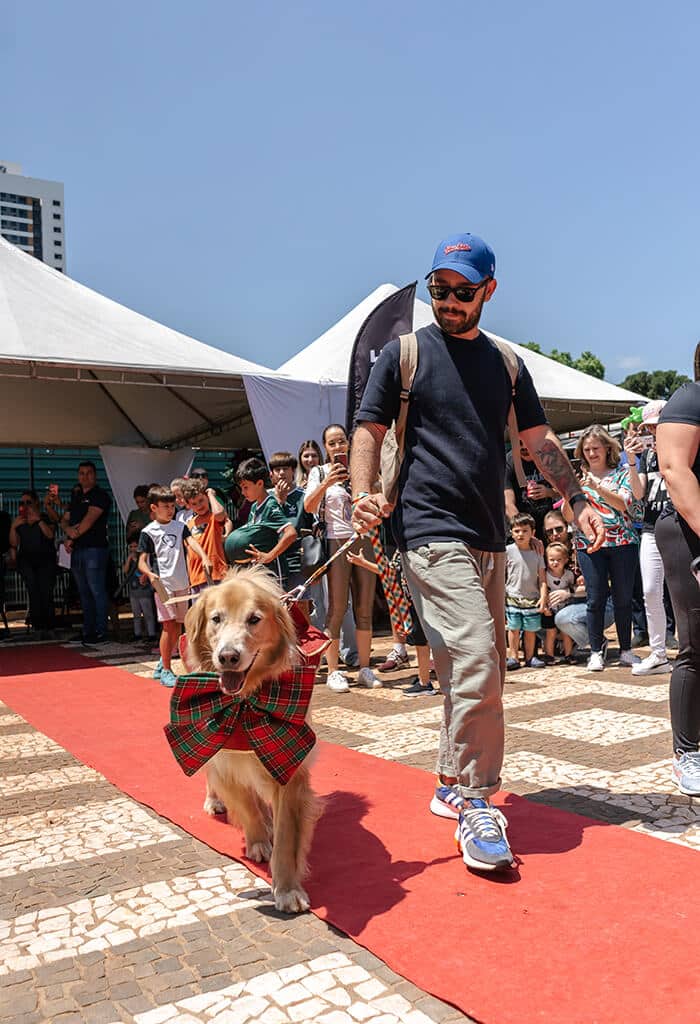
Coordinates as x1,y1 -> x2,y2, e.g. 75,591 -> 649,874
1,219 -> 31,232
55,240 -> 62,247
0,204 -> 30,219
54,226 -> 62,233
52,199 -> 61,207
53,213 -> 61,220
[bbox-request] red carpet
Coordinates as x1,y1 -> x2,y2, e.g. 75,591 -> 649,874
1,645 -> 698,1024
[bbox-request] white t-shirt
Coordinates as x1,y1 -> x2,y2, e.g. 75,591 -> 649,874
138,519 -> 191,592
305,464 -> 353,540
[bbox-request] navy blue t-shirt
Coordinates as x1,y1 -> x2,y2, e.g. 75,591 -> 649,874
357,325 -> 548,552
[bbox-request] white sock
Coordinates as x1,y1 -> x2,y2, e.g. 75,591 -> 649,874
392,643 -> 407,658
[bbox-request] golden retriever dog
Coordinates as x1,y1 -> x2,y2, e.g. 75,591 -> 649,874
181,566 -> 321,913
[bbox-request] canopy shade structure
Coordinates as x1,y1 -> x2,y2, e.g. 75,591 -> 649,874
0,237 -> 275,449
278,284 -> 646,433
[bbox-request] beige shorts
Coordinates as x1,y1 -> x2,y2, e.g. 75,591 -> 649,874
154,589 -> 190,623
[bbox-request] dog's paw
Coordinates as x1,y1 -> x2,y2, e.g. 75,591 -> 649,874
274,887 -> 311,914
246,839 -> 273,862
203,796 -> 226,816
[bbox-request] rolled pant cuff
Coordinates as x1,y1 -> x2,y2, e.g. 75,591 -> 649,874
455,780 -> 502,801
438,765 -> 502,801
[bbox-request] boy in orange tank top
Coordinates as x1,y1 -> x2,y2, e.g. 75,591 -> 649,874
180,478 -> 228,591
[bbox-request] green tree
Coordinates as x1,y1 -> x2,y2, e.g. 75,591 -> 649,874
618,369 -> 691,399
549,349 -> 575,368
574,351 -> 605,380
520,342 -> 606,379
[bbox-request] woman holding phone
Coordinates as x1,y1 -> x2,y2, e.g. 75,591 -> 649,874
564,425 -> 640,671
304,423 -> 378,692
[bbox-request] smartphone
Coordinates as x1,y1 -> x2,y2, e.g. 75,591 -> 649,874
333,453 -> 349,469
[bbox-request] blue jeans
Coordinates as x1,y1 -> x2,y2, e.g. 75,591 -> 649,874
555,597 -> 615,651
71,546 -> 109,640
577,544 -> 639,653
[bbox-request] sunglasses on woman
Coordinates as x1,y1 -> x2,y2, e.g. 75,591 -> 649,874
545,525 -> 567,536
427,281 -> 487,304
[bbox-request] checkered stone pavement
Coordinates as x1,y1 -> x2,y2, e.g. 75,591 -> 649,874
1,629 -> 698,1024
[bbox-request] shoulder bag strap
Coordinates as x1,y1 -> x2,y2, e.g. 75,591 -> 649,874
395,332 -> 419,452
492,337 -> 526,488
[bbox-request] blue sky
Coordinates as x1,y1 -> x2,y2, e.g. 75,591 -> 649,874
3,1 -> 699,380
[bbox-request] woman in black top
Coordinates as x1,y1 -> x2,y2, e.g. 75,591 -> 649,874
655,370 -> 700,796
9,490 -> 57,638
629,401 -> 674,676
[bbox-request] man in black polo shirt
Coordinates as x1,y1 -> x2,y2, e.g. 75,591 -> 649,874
62,461 -> 112,645
351,232 -> 604,873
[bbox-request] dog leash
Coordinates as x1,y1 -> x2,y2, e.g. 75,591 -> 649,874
283,533 -> 360,605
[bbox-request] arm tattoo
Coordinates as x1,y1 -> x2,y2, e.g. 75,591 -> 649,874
350,422 -> 385,495
530,438 -> 581,501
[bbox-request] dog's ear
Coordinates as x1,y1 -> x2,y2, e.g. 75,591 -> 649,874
183,593 -> 209,671
274,597 -> 299,666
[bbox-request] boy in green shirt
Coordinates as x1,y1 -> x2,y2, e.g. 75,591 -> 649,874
232,458 -> 298,588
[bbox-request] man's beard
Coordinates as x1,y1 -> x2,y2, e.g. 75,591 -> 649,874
434,295 -> 485,336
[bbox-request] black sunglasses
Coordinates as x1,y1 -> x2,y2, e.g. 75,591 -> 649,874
545,525 -> 567,535
427,280 -> 488,303
190,472 -> 207,479
19,500 -> 32,507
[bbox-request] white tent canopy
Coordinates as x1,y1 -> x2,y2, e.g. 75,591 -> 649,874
0,237 -> 275,449
278,283 -> 645,433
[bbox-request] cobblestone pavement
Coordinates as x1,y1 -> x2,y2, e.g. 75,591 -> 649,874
1,629 -> 698,1023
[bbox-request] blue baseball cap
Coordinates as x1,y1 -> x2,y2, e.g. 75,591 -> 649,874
426,232 -> 496,284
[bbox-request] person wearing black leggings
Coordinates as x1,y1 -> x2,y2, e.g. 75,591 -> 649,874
655,372 -> 700,796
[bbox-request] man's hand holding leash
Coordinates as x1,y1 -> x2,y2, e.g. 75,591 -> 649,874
351,491 -> 391,535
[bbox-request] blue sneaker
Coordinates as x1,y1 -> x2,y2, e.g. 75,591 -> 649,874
455,799 -> 513,871
672,751 -> 700,796
160,668 -> 177,688
430,783 -> 467,820
152,658 -> 163,680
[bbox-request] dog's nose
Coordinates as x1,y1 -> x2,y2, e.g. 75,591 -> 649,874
217,647 -> 241,668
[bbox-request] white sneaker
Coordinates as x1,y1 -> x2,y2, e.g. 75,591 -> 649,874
619,649 -> 641,666
587,651 -> 605,672
326,670 -> 350,692
632,652 -> 672,675
357,667 -> 382,688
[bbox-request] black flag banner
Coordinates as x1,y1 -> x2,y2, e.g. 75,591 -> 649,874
345,281 -> 417,435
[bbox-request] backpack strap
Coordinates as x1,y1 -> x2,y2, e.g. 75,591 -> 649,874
394,331 -> 419,458
491,337 -> 526,488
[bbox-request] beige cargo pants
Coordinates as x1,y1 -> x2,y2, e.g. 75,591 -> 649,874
402,542 -> 506,799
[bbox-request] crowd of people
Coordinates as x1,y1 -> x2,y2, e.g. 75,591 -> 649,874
1,229 -> 698,876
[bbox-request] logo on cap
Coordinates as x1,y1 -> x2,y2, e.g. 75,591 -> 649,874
444,243 -> 472,255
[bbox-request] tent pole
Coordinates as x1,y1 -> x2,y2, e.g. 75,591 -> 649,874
164,410 -> 254,448
88,373 -> 152,446
148,376 -> 216,427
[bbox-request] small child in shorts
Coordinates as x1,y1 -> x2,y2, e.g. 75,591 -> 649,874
137,485 -> 209,688
506,512 -> 548,670
542,541 -> 576,662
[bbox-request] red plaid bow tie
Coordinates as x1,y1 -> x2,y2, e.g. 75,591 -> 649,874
164,612 -> 327,785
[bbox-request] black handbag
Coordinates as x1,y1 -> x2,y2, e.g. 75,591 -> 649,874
301,468 -> 327,572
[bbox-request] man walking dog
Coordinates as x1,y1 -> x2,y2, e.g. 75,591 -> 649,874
351,232 -> 604,871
